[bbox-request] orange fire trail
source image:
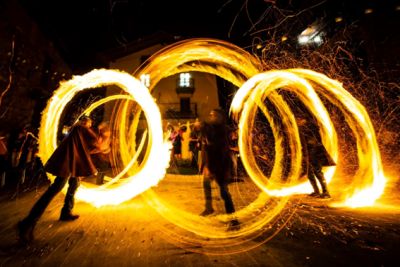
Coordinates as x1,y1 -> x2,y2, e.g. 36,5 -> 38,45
290,69 -> 386,207
231,69 -> 386,207
37,38 -> 387,253
38,69 -> 171,207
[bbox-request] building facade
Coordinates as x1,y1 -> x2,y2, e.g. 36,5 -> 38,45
104,34 -> 221,159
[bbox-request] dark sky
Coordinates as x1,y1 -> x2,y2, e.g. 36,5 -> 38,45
19,0 -> 400,70
20,0 -> 236,69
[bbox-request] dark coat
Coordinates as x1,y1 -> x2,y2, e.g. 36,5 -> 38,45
200,122 -> 232,183
44,125 -> 98,177
299,123 -> 336,170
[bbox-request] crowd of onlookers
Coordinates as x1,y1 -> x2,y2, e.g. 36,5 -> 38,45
0,126 -> 49,197
166,120 -> 243,181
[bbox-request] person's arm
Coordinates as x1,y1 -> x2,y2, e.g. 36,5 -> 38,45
230,146 -> 239,152
229,137 -> 239,152
81,126 -> 100,151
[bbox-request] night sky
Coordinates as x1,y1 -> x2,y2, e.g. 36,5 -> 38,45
19,0 -> 400,71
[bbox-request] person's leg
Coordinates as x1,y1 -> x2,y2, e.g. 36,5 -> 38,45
314,166 -> 331,198
96,171 -> 105,185
60,177 -> 80,219
231,153 -> 238,181
191,149 -> 199,171
200,168 -> 214,216
190,150 -> 196,168
307,165 -> 320,196
218,182 -> 235,214
24,176 -> 68,224
18,176 -> 68,242
217,179 -> 240,231
170,149 -> 178,170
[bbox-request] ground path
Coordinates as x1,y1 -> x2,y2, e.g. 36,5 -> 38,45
0,174 -> 399,266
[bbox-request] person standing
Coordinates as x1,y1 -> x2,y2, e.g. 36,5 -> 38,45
172,127 -> 183,160
189,121 -> 201,172
297,117 -> 334,198
14,128 -> 37,194
17,116 -> 99,244
199,109 -> 239,230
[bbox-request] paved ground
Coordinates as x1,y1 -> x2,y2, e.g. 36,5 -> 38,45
0,174 -> 399,267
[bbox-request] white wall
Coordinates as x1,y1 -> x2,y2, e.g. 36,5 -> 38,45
106,44 -> 221,160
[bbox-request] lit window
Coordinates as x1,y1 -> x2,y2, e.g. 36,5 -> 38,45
313,35 -> 323,44
298,35 -> 310,44
297,25 -> 324,46
335,17 -> 343,23
364,8 -> 373,14
140,74 -> 150,87
179,73 -> 191,87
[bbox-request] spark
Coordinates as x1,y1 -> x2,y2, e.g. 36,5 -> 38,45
36,38 -> 388,253
133,39 -> 385,250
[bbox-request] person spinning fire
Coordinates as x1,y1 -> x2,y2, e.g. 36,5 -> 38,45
17,115 -> 99,244
297,117 -> 335,198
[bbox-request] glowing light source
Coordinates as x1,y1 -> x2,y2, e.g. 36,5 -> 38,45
37,38 -> 388,253
38,69 -> 171,207
133,38 -> 294,250
298,25 -> 324,46
335,17 -> 343,23
298,35 -> 310,44
140,73 -> 150,87
364,8 -> 374,14
313,35 -> 323,44
179,72 -> 191,87
116,39 -> 385,248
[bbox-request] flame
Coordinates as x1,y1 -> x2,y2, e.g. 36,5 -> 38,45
231,68 -> 386,207
131,39 -> 386,247
290,69 -> 387,208
37,39 -> 388,252
231,71 -> 337,196
132,39 -> 298,247
38,69 -> 171,207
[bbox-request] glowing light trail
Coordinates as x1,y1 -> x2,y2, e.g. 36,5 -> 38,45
38,69 -> 171,207
231,71 -> 337,196
80,94 -> 148,187
133,39 -> 301,248
37,38 -> 387,252
290,69 -> 387,207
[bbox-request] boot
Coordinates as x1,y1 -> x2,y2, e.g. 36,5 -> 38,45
316,172 -> 331,199
200,208 -> 214,216
96,172 -> 104,185
308,177 -> 320,197
59,212 -> 80,221
227,219 -> 240,231
320,192 -> 331,199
